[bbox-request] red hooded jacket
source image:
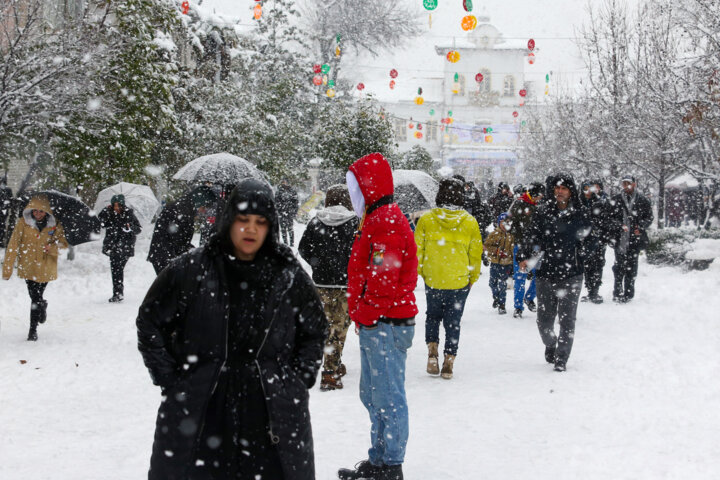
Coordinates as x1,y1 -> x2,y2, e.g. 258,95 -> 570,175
346,153 -> 419,326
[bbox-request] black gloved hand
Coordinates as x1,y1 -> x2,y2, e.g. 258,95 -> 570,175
527,271 -> 534,281
482,254 -> 489,267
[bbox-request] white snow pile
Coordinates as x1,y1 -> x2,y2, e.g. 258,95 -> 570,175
685,238 -> 720,260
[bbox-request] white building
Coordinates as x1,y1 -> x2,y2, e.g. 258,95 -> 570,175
376,16 -> 535,184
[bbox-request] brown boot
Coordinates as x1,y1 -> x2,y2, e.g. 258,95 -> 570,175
441,354 -> 456,379
320,370 -> 343,391
426,342 -> 439,375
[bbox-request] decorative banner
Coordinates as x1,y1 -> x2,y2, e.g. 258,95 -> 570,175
389,80 -> 396,89
313,64 -> 321,74
463,0 -> 473,12
423,0 -> 438,10
312,75 -> 322,86
528,39 -> 535,51
326,88 -> 336,98
461,15 -> 477,31
181,1 -> 189,14
446,50 -> 460,63
528,53 -> 535,65
390,68 -> 399,79
475,73 -> 484,83
253,3 -> 262,19
519,89 -> 527,97
357,83 -> 365,91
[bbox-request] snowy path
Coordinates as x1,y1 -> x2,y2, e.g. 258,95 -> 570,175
1,231 -> 719,479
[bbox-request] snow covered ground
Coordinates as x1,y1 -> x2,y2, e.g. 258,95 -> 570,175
1,224 -> 719,480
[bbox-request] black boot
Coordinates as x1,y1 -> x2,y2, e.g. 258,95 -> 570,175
613,276 -> 624,302
498,304 -> 507,315
492,297 -> 499,309
379,464 -> 403,480
524,298 -> 536,312
27,321 -> 38,341
338,460 -> 382,480
624,278 -> 635,301
38,300 -> 48,324
544,344 -> 556,364
513,308 -> 523,318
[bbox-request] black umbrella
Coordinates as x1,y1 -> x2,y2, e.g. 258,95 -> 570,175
19,190 -> 101,245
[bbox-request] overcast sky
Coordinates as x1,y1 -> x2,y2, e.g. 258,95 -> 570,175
200,0 -> 642,94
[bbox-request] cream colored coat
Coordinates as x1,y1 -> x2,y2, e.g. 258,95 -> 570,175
2,196 -> 68,282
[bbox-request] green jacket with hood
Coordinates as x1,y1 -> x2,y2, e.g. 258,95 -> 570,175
415,207 -> 483,290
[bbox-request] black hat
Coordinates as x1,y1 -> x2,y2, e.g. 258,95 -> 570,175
452,174 -> 466,184
551,172 -> 578,200
620,174 -> 636,183
497,182 -> 510,192
527,182 -> 545,198
436,178 -> 465,208
215,178 -> 279,254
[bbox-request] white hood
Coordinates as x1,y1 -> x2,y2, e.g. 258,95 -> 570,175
316,205 -> 357,227
346,171 -> 365,219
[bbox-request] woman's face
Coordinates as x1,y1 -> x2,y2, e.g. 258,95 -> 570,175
32,209 -> 47,221
230,214 -> 270,261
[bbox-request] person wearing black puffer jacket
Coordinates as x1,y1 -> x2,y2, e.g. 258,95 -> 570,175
579,180 -> 613,304
518,173 -> 591,372
98,194 -> 142,303
298,184 -> 358,391
137,178 -> 327,480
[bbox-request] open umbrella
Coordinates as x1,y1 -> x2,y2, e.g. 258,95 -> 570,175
94,182 -> 160,226
393,169 -> 439,214
173,152 -> 265,185
19,190 -> 101,245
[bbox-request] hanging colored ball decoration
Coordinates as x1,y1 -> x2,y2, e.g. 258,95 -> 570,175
528,39 -> 535,51
485,135 -> 493,143
521,120 -> 527,127
312,75 -> 322,86
546,73 -> 550,83
452,83 -> 460,94
475,73 -> 484,83
321,64 -> 331,74
512,111 -> 519,118
417,124 -> 423,131
414,131 -> 423,139
423,0 -> 438,10
313,64 -> 321,74
528,53 -> 536,65
446,51 -> 460,63
326,89 -> 336,98
335,46 -> 341,57
389,80 -> 396,89
415,96 -> 425,105
463,0 -> 473,12
357,83 -> 365,91
461,15 -> 477,31
519,89 -> 527,97
448,110 -> 453,117
390,68 -> 399,79
454,72 -> 459,83
408,122 -> 415,129
429,109 -> 435,115
253,4 -> 262,19
181,1 -> 189,14
418,87 -> 423,95
322,75 -> 328,85
545,85 -> 550,95
328,79 -> 335,88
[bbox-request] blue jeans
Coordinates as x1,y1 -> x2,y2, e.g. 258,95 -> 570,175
424,286 -> 470,356
359,322 -> 414,466
513,245 -> 537,310
489,263 -> 512,305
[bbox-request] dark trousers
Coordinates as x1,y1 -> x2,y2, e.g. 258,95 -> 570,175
612,248 -> 639,299
26,280 -> 48,325
424,286 -> 470,356
489,263 -> 512,306
279,215 -> 294,245
584,245 -> 606,294
536,275 -> 582,363
110,255 -> 129,297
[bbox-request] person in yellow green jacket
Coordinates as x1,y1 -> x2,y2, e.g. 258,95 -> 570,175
415,178 -> 483,379
2,194 -> 69,341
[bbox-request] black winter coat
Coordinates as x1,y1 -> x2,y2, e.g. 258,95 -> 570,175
298,209 -> 358,287
137,241 -> 326,480
276,185 -> 299,219
519,200 -> 592,281
489,192 -> 513,222
580,193 -> 613,251
463,186 -> 492,232
147,198 -> 195,272
608,192 -> 653,251
98,206 -> 141,258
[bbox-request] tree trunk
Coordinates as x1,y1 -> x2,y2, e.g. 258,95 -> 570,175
657,171 -> 665,230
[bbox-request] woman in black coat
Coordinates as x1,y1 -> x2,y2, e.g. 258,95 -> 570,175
137,178 -> 327,480
98,194 -> 141,302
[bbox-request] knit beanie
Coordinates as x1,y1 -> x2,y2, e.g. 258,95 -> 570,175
436,178 -> 465,208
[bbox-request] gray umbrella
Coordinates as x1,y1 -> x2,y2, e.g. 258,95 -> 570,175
393,169 -> 439,214
172,152 -> 265,185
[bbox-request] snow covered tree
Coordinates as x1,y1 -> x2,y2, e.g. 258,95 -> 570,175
396,145 -> 436,176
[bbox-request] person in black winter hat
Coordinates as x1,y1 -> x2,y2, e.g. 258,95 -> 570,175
137,178 -> 327,480
299,184 -> 358,391
517,172 -> 591,372
489,181 -> 513,223
98,194 -> 142,302
436,178 -> 466,208
579,179 -> 612,303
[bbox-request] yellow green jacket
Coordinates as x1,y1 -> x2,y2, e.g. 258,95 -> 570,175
415,207 -> 483,289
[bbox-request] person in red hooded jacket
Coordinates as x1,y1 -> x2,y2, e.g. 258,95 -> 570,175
338,153 -> 418,480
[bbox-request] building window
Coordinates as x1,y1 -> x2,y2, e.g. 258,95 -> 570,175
478,69 -> 491,93
394,118 -> 407,142
426,121 -> 438,142
503,76 -> 515,97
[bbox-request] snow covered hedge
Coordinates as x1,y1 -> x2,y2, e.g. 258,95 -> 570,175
646,229 -> 720,270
